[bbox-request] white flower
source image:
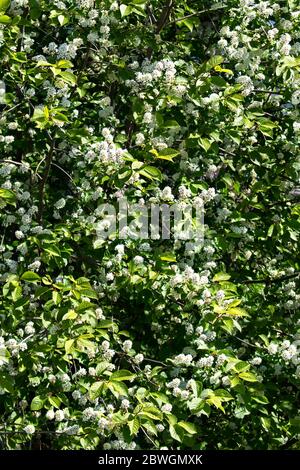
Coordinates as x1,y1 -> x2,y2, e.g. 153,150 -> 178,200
197,356 -> 214,368
161,403 -> 172,413
143,112 -> 152,124
268,343 -> 278,355
161,186 -> 174,201
173,353 -> 193,366
25,322 -> 35,334
95,307 -> 105,320
156,424 -> 165,432
55,410 -> 65,421
46,409 -> 55,420
55,198 -> 66,210
167,378 -> 181,389
110,1 -> 119,11
122,340 -> 133,353
222,376 -> 231,387
15,230 -> 24,240
28,260 -> 41,271
133,256 -> 144,265
293,122 -> 300,133
83,407 -> 97,421
72,390 -> 81,400
65,425 -> 80,435
216,354 -> 227,366
135,133 -> 145,146
101,340 -> 110,351
115,244 -> 125,255
121,399 -> 130,410
250,357 -> 262,366
24,424 -> 35,435
133,353 -> 144,364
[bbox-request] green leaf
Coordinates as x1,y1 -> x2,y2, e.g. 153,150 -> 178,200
205,55 -> 224,71
221,318 -> 234,334
30,396 -> 44,411
0,14 -> 11,23
48,396 -> 62,408
210,76 -> 227,87
290,416 -> 300,429
52,290 -> 62,305
199,137 -> 212,152
138,405 -> 162,420
139,165 -> 162,181
98,320 -> 114,329
213,272 -> 231,282
110,370 -> 136,381
76,336 -> 95,352
0,188 -> 16,205
252,395 -> 269,404
260,416 -> 271,431
226,307 -> 248,317
65,339 -> 75,354
163,120 -> 180,129
89,381 -> 105,400
188,397 -> 203,412
169,424 -> 184,442
62,309 -> 78,321
156,148 -> 180,161
56,59 -> 73,69
58,71 -> 77,85
120,4 -> 132,16
239,372 -> 258,382
206,396 -> 225,413
128,417 -> 140,436
234,361 -> 250,372
108,380 -> 128,397
182,18 -> 194,32
267,224 -> 274,237
58,14 -> 68,26
0,372 -> 14,393
21,271 -> 41,282
29,0 -> 41,19
227,299 -> 242,308
159,253 -> 177,262
0,0 -> 10,13
178,421 -> 197,434
12,286 -> 22,302
43,244 -> 61,257
214,389 -> 233,401
142,421 -> 158,436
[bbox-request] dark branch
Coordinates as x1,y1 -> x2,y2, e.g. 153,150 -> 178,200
237,271 -> 300,285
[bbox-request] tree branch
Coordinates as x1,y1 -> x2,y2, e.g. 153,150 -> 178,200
156,0 -> 174,34
237,271 -> 300,285
166,5 -> 227,26
37,133 -> 55,224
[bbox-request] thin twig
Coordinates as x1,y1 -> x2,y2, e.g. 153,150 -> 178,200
37,133 -> 55,223
253,89 -> 283,95
51,162 -> 75,183
0,159 -> 41,179
234,336 -> 264,349
156,0 -> 174,34
237,271 -> 300,285
166,6 -> 227,26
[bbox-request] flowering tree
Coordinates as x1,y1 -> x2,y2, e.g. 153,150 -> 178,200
0,0 -> 300,450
